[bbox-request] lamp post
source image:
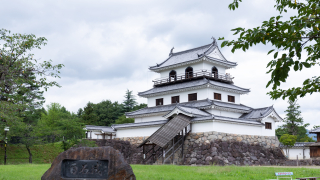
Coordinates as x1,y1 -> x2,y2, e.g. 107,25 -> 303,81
4,127 -> 9,165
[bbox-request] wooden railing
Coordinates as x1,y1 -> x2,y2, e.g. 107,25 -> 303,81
153,70 -> 233,86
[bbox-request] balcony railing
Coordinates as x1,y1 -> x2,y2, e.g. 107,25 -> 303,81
153,69 -> 233,86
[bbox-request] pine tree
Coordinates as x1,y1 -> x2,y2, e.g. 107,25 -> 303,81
122,89 -> 137,112
276,100 -> 313,142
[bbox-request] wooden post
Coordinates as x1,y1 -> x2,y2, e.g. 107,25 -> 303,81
162,148 -> 164,164
172,138 -> 175,165
296,155 -> 299,166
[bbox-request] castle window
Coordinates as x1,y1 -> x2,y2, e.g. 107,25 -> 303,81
212,66 -> 218,78
169,70 -> 177,82
228,95 -> 235,103
214,93 -> 221,100
185,67 -> 193,79
156,98 -> 163,106
188,93 -> 197,101
171,96 -> 180,104
265,122 -> 272,129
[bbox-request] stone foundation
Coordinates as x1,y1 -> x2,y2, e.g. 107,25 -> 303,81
89,132 -> 320,166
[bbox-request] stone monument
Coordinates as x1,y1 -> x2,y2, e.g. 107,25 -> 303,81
42,146 -> 136,180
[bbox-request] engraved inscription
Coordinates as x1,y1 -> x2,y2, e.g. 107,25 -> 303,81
61,159 -> 108,179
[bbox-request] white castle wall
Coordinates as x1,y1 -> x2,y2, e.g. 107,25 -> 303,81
206,109 -> 243,118
147,87 -> 241,107
159,61 -> 227,78
134,115 -> 166,123
115,126 -> 161,138
117,117 -> 277,138
282,148 -> 310,159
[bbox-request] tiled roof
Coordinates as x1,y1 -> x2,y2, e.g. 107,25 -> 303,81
176,105 -> 211,117
280,142 -> 315,148
125,99 -> 213,117
149,41 -> 237,71
239,106 -> 273,119
112,120 -> 168,129
138,114 -> 192,147
310,127 -> 320,133
211,100 -> 252,112
85,125 -> 115,133
214,115 -> 264,125
138,78 -> 250,97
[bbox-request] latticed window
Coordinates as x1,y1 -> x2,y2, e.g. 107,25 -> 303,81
228,95 -> 235,103
156,98 -> 163,106
188,93 -> 197,101
171,96 -> 180,104
265,122 -> 272,129
214,93 -> 221,100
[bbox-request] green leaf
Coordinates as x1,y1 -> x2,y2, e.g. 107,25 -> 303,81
267,49 -> 275,55
274,52 -> 278,59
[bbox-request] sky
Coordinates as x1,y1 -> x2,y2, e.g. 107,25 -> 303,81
1,0 -> 319,128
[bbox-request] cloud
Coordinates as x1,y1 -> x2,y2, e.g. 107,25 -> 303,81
2,0 -> 319,127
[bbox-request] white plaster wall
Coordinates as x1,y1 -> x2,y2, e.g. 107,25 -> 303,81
159,61 -> 204,78
212,121 -> 264,135
261,117 -> 276,136
158,61 -> 228,78
134,115 -> 166,123
192,121 -> 214,133
192,120 -> 276,136
147,88 -> 209,107
207,88 -> 240,104
282,148 -> 310,159
206,109 -> 242,118
147,87 -> 241,107
115,126 -> 161,138
85,130 -> 113,139
203,61 -> 226,74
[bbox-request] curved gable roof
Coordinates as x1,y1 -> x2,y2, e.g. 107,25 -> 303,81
149,40 -> 237,72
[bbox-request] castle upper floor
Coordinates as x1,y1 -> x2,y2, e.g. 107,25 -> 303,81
149,38 -> 238,87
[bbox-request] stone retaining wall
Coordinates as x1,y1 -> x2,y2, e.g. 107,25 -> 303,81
89,132 -> 320,166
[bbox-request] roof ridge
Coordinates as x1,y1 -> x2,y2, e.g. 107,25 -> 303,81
171,43 -> 212,56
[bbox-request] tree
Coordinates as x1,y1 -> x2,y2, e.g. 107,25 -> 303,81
81,102 -> 98,125
279,134 -> 297,158
220,0 -> 320,101
276,100 -> 313,142
122,89 -> 137,112
115,115 -> 134,124
132,103 -> 147,111
37,103 -> 85,144
0,28 -> 63,131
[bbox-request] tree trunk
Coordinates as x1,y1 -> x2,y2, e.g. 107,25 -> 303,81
26,145 -> 32,164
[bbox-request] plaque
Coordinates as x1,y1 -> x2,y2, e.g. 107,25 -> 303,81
61,159 -> 108,179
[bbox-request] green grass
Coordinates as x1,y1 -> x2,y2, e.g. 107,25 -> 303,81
0,164 -> 320,180
0,143 -> 64,165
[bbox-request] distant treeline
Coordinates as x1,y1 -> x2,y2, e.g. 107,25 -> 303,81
77,89 -> 146,126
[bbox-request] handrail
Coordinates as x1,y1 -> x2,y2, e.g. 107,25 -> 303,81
153,69 -> 233,85
163,137 -> 184,163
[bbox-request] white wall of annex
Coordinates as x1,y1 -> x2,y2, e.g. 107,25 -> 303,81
212,121 -> 263,135
115,126 -> 161,138
282,148 -> 310,159
206,109 -> 242,118
85,130 -> 113,140
134,115 -> 166,123
261,117 -> 277,136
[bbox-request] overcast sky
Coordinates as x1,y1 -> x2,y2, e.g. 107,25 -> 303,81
1,0 -> 319,128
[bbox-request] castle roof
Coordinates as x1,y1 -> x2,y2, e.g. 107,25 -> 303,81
239,106 -> 283,121
149,39 -> 237,72
310,127 -> 320,134
138,78 -> 250,97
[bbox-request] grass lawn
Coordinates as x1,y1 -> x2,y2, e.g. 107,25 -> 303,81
0,143 -> 64,165
0,164 -> 320,180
